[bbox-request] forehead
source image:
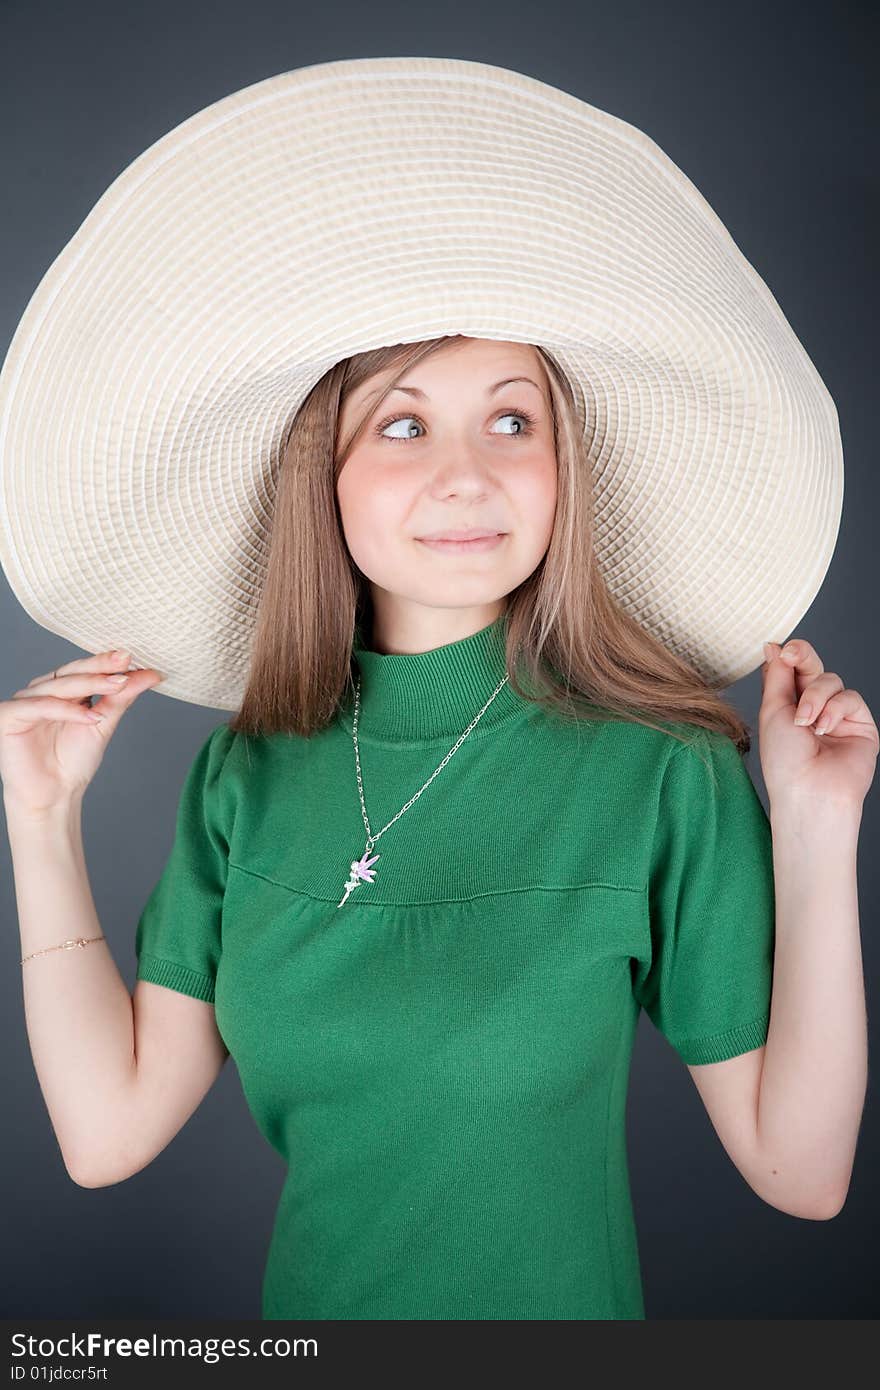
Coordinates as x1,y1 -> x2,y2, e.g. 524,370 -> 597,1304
350,341 -> 546,409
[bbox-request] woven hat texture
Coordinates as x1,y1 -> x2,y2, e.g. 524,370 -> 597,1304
0,56 -> 843,707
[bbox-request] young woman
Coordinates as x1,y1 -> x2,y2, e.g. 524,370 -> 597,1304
3,333 -> 874,1319
1,55 -> 873,1321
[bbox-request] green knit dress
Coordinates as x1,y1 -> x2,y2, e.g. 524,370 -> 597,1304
135,614 -> 775,1319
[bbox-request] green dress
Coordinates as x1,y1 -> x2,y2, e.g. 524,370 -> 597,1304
135,614 -> 775,1319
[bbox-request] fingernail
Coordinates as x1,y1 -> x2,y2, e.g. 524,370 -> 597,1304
794,706 -> 812,725
782,643 -> 798,658
763,643 -> 773,662
111,648 -> 129,660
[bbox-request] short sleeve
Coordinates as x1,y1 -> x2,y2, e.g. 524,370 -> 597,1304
633,729 -> 776,1065
134,721 -> 236,1003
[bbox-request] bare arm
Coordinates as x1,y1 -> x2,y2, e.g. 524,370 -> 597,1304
7,792 -> 227,1187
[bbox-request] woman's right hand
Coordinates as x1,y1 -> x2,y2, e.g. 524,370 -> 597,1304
0,648 -> 164,817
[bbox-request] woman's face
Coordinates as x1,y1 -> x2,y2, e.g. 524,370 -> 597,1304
335,337 -> 558,647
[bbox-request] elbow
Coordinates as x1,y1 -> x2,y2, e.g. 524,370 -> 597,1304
806,1188 -> 849,1221
747,1144 -> 852,1220
68,1169 -> 118,1190
61,1130 -> 144,1188
64,1155 -> 131,1189
757,1184 -> 849,1221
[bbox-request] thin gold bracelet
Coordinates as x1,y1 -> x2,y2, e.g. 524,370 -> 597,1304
21,935 -> 106,965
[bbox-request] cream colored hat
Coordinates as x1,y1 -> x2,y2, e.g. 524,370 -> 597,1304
0,55 -> 843,708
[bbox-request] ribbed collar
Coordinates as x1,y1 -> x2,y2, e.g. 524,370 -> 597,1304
340,612 -> 528,742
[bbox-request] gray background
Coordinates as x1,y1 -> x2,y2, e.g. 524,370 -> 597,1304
1,0 -> 875,1319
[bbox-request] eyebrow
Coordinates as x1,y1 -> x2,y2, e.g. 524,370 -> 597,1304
368,376 -> 545,403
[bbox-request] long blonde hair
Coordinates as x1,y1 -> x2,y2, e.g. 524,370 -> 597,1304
227,335 -> 751,755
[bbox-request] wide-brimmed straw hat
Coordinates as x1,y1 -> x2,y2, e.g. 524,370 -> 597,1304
0,55 -> 843,708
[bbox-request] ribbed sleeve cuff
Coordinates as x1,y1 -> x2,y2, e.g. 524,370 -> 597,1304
673,1013 -> 769,1065
136,953 -> 216,1003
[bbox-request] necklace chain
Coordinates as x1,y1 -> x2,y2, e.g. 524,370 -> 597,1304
336,666 -> 510,908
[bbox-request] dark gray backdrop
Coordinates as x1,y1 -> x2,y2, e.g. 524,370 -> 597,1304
1,0 -> 875,1319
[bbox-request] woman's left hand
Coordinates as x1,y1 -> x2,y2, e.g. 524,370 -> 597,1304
759,638 -> 879,810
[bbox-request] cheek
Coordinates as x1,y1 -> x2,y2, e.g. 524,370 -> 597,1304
515,456 -> 557,539
337,458 -> 412,570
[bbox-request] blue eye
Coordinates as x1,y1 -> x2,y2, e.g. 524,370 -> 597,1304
378,415 -> 422,441
373,407 -> 538,442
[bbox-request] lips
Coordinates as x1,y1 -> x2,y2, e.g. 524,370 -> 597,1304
418,529 -> 504,540
417,533 -> 507,553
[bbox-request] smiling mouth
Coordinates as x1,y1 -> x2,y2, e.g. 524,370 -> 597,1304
417,534 -> 507,553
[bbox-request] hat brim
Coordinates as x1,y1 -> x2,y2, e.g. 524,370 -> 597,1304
0,56 -> 843,705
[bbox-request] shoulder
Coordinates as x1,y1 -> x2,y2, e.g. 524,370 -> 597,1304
198,719 -> 239,778
651,724 -> 767,848
660,724 -> 753,793
599,719 -> 756,831
577,712 -> 726,782
188,720 -> 240,814
203,720 -> 307,801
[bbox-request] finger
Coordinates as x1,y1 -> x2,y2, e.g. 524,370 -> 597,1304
2,696 -> 110,729
793,672 -> 845,726
761,639 -> 808,717
88,668 -> 164,716
809,689 -> 872,738
762,636 -> 828,721
14,670 -> 141,701
778,638 -> 824,679
25,648 -> 135,688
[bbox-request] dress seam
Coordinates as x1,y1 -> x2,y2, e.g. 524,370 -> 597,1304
227,859 -> 644,904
